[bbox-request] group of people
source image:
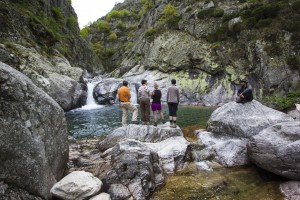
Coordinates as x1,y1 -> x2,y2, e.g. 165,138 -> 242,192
117,79 -> 179,128
117,77 -> 253,128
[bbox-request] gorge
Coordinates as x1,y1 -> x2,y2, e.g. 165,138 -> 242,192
1,0 -> 300,199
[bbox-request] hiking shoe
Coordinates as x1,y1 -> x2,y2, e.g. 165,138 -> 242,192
131,121 -> 139,125
161,119 -> 165,124
172,124 -> 177,128
170,123 -> 174,128
154,122 -> 157,127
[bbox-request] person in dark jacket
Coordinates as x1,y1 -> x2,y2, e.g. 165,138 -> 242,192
236,79 -> 253,103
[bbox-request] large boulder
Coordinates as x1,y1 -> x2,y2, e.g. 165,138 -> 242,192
207,100 -> 294,138
93,78 -> 122,105
196,131 -> 249,167
104,139 -> 164,200
0,62 -> 69,199
248,121 -> 300,180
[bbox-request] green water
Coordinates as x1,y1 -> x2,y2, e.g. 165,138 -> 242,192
65,104 -> 215,138
153,166 -> 284,200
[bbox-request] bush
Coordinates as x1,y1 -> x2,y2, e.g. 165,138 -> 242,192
80,26 -> 90,37
67,16 -> 77,30
116,21 -> 125,29
144,28 -> 157,37
159,4 -> 181,28
142,0 -> 154,13
262,92 -> 300,111
51,7 -> 64,23
97,20 -> 110,33
287,55 -> 300,70
197,7 -> 224,19
106,9 -> 132,21
108,32 -> 117,40
125,42 -> 133,51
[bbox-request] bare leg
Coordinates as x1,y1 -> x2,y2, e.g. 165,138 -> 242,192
153,110 -> 157,122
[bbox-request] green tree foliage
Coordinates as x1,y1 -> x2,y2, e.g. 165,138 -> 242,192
80,26 -> 90,37
97,20 -> 110,34
197,7 -> 224,19
109,32 -> 117,40
51,7 -> 64,24
106,9 -> 132,21
160,4 -> 181,28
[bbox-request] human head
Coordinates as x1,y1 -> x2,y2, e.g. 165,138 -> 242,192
122,80 -> 128,86
239,79 -> 248,86
141,79 -> 147,85
171,79 -> 176,85
154,82 -> 159,89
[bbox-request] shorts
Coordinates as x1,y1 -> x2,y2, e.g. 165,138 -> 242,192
151,103 -> 162,111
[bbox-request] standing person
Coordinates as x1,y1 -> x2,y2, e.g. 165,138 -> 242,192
118,80 -> 138,127
167,79 -> 180,128
236,79 -> 253,104
151,82 -> 164,126
138,79 -> 151,125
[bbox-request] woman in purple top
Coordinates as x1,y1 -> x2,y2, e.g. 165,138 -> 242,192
151,83 -> 164,126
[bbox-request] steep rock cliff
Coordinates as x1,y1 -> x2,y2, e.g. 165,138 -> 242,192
87,0 -> 300,106
0,0 -> 103,110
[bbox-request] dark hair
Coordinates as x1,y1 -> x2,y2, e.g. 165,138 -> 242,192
141,79 -> 147,85
240,79 -> 248,83
123,80 -> 128,86
171,79 -> 176,84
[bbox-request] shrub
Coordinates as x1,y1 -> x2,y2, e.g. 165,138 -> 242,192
159,4 -> 181,28
287,55 -> 300,70
80,26 -> 90,37
197,7 -> 224,19
108,32 -> 117,40
125,42 -> 133,51
97,20 -> 110,33
144,28 -> 157,37
116,21 -> 125,29
142,0 -> 154,12
106,9 -> 132,21
51,7 -> 64,23
262,92 -> 300,111
67,16 -> 77,30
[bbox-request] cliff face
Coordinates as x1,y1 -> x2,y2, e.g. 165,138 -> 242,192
87,0 -> 300,107
0,0 -> 104,110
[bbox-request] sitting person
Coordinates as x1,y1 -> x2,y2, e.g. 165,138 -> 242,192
236,79 -> 253,103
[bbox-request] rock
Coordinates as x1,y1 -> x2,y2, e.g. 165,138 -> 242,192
104,139 -> 164,200
207,100 -> 294,138
0,181 -> 43,200
93,78 -> 122,104
146,136 -> 190,173
280,181 -> 300,200
89,193 -> 111,200
196,131 -> 249,167
0,62 -> 69,199
248,121 -> 300,180
50,171 -> 102,200
107,184 -> 131,200
98,124 -> 184,151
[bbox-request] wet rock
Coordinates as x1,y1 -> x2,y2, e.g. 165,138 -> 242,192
93,78 -> 122,104
248,121 -> 300,180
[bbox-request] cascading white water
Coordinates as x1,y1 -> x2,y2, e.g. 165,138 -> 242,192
81,81 -> 104,110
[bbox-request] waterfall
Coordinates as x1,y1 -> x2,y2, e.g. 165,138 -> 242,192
81,81 -> 104,110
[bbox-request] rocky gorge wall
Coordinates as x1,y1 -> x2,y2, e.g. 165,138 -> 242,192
86,0 -> 300,106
